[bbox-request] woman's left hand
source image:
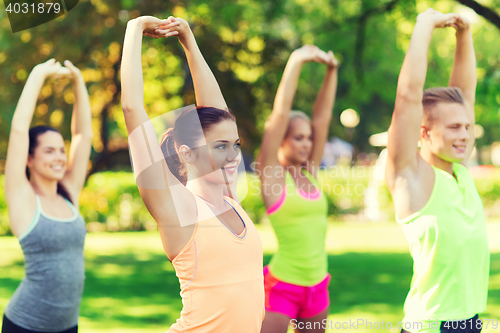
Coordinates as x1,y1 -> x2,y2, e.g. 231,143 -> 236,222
59,60 -> 83,81
325,51 -> 339,69
156,17 -> 191,41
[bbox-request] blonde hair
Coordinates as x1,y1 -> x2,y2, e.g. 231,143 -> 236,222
422,87 -> 465,125
285,110 -> 311,138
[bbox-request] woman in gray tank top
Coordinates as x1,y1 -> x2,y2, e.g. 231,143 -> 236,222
2,59 -> 92,333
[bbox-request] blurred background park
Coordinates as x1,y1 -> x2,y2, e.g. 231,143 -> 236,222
0,0 -> 500,331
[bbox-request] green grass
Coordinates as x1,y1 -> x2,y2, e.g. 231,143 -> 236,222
1,222 -> 499,333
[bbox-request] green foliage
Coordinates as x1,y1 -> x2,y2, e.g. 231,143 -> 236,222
0,0 -> 499,174
239,173 -> 267,223
0,176 -> 9,236
318,166 -> 370,217
475,176 -> 500,218
2,169 -> 500,235
1,230 -> 500,331
240,168 -> 391,222
0,173 -> 156,235
79,172 -> 155,232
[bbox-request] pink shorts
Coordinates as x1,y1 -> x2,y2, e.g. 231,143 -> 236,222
263,266 -> 331,319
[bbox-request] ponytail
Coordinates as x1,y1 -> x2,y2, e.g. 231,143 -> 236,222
161,128 -> 187,185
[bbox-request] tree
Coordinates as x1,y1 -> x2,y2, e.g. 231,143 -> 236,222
0,0 -> 498,176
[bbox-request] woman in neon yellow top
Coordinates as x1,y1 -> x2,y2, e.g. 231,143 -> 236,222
385,9 -> 489,333
257,45 -> 338,333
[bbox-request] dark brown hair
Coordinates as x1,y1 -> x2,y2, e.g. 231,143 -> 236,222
422,87 -> 465,125
26,126 -> 73,204
160,106 -> 236,185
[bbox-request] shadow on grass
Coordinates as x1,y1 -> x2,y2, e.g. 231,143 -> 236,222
81,252 -> 181,326
1,252 -> 499,328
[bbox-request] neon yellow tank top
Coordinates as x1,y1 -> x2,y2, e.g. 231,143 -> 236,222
267,168 -> 328,286
397,163 -> 489,321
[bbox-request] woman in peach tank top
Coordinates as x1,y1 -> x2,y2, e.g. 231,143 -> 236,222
120,15 -> 264,333
170,195 -> 264,332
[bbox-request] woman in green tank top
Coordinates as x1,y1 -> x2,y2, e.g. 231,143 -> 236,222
385,9 -> 489,333
256,45 -> 339,333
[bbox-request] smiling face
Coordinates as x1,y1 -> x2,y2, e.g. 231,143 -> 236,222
27,131 -> 68,181
181,120 -> 241,185
280,117 -> 313,165
421,102 -> 471,163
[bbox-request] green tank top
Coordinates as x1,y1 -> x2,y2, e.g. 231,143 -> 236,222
267,168 -> 328,286
397,163 -> 490,321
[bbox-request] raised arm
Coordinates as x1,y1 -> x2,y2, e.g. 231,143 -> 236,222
309,51 -> 339,177
4,60 -> 65,236
4,60 -> 61,201
448,15 -> 476,162
121,17 -> 167,132
60,60 -> 93,203
158,17 -> 227,110
121,17 -> 197,250
257,45 -> 327,171
386,9 -> 457,185
121,16 -> 176,182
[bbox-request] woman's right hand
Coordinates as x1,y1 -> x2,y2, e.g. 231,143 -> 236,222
32,58 -> 64,78
449,14 -> 470,32
416,8 -> 457,29
132,16 -> 170,38
291,45 -> 329,64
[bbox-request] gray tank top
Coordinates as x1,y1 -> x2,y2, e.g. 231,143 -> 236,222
4,195 -> 86,331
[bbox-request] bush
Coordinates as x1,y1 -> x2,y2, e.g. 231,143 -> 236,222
318,166 -> 370,217
0,173 -> 156,235
0,177 -> 10,236
475,176 -> 500,218
239,173 -> 267,223
79,172 -> 156,232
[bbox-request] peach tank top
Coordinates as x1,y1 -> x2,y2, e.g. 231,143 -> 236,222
167,196 -> 265,333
